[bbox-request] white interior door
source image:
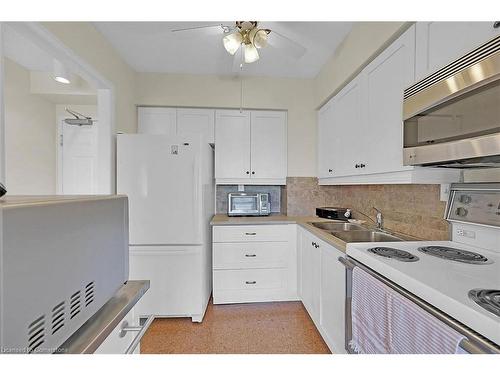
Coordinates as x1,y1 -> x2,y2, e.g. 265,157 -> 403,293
59,120 -> 99,194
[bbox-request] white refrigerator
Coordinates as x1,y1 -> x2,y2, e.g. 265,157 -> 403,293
117,134 -> 214,322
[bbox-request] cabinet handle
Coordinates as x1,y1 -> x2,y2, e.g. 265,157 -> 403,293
494,21 -> 500,29
245,281 -> 257,285
328,169 -> 333,173
245,232 -> 257,236
251,171 -> 255,175
245,254 -> 257,257
246,171 -> 250,174
355,164 -> 360,168
311,241 -> 315,247
360,163 -> 366,168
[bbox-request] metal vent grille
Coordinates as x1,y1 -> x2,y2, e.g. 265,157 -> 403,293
70,291 -> 81,319
51,301 -> 65,335
85,281 -> 95,306
28,315 -> 45,353
404,35 -> 500,99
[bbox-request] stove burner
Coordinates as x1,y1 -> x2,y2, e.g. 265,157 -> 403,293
417,246 -> 492,264
367,247 -> 419,262
469,289 -> 500,317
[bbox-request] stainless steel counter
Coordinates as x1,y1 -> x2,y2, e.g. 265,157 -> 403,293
57,280 -> 150,354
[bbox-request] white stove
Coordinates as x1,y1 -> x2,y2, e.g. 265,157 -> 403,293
345,183 -> 500,352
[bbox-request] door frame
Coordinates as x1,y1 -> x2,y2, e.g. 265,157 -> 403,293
0,22 -> 116,194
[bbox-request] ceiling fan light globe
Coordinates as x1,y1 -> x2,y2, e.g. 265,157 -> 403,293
244,43 -> 259,63
253,29 -> 268,49
223,32 -> 242,55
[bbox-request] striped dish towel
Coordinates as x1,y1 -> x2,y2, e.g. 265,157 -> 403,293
350,267 -> 466,354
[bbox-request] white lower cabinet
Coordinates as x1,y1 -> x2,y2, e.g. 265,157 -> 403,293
298,226 -> 346,354
212,224 -> 298,304
319,240 -> 346,354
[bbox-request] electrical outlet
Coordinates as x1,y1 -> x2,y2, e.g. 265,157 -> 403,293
440,184 -> 451,202
238,185 -> 245,192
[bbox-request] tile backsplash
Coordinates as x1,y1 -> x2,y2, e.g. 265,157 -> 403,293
285,177 -> 449,241
215,178 -> 449,241
216,185 -> 282,214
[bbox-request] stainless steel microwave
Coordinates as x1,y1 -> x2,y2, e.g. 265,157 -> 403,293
403,35 -> 500,168
227,192 -> 270,216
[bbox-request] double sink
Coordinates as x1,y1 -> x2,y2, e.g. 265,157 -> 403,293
309,221 -> 404,242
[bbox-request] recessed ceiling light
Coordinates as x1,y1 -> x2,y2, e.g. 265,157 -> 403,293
53,59 -> 71,84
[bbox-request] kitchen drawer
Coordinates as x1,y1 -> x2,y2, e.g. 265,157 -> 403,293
213,242 -> 288,270
213,268 -> 290,304
213,224 -> 290,243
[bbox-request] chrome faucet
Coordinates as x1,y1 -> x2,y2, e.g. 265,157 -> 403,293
373,207 -> 383,229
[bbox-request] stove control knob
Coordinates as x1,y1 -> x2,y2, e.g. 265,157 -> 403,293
459,195 -> 471,204
455,207 -> 468,217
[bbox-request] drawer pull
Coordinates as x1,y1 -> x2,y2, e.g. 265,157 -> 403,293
245,254 -> 257,257
245,232 -> 257,236
245,281 -> 257,285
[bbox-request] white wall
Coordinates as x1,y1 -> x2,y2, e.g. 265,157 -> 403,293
4,58 -> 56,194
135,73 -> 317,177
41,22 -> 136,134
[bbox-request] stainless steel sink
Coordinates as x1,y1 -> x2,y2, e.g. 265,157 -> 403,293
330,230 -> 403,243
310,222 -> 365,231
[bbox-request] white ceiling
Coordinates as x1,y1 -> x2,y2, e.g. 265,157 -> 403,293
93,22 -> 353,78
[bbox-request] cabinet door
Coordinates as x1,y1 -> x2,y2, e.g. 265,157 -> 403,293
317,98 -> 337,178
300,231 -> 320,324
177,108 -> 215,143
250,111 -> 287,179
415,22 -> 500,81
331,77 -> 364,177
320,243 -> 346,354
361,25 -> 415,175
137,107 -> 177,135
215,110 -> 251,180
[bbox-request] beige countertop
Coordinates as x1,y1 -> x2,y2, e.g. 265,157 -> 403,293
210,214 -> 349,252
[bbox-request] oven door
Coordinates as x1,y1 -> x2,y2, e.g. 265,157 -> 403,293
338,256 -> 500,354
228,195 -> 260,216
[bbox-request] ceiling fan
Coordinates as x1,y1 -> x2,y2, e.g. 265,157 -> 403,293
171,21 -> 307,68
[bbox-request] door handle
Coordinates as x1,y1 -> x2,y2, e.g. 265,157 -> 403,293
245,232 -> 257,236
120,314 -> 155,354
245,281 -> 257,285
245,254 -> 257,257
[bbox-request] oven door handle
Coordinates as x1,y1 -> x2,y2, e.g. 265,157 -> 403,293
338,256 -> 356,269
121,315 -> 155,354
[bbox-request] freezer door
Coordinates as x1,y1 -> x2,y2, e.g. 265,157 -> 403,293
117,135 -> 201,245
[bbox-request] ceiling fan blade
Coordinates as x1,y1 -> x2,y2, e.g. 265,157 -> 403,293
171,23 -> 229,37
266,30 -> 307,60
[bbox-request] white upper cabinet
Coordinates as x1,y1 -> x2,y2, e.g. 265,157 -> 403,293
250,111 -> 287,180
331,77 -> 364,177
361,24 -> 415,175
138,107 -> 176,136
215,109 -> 287,185
215,110 -> 252,180
177,108 -> 215,143
317,24 -> 461,184
137,107 -> 215,142
317,98 -> 336,178
415,22 -> 500,81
